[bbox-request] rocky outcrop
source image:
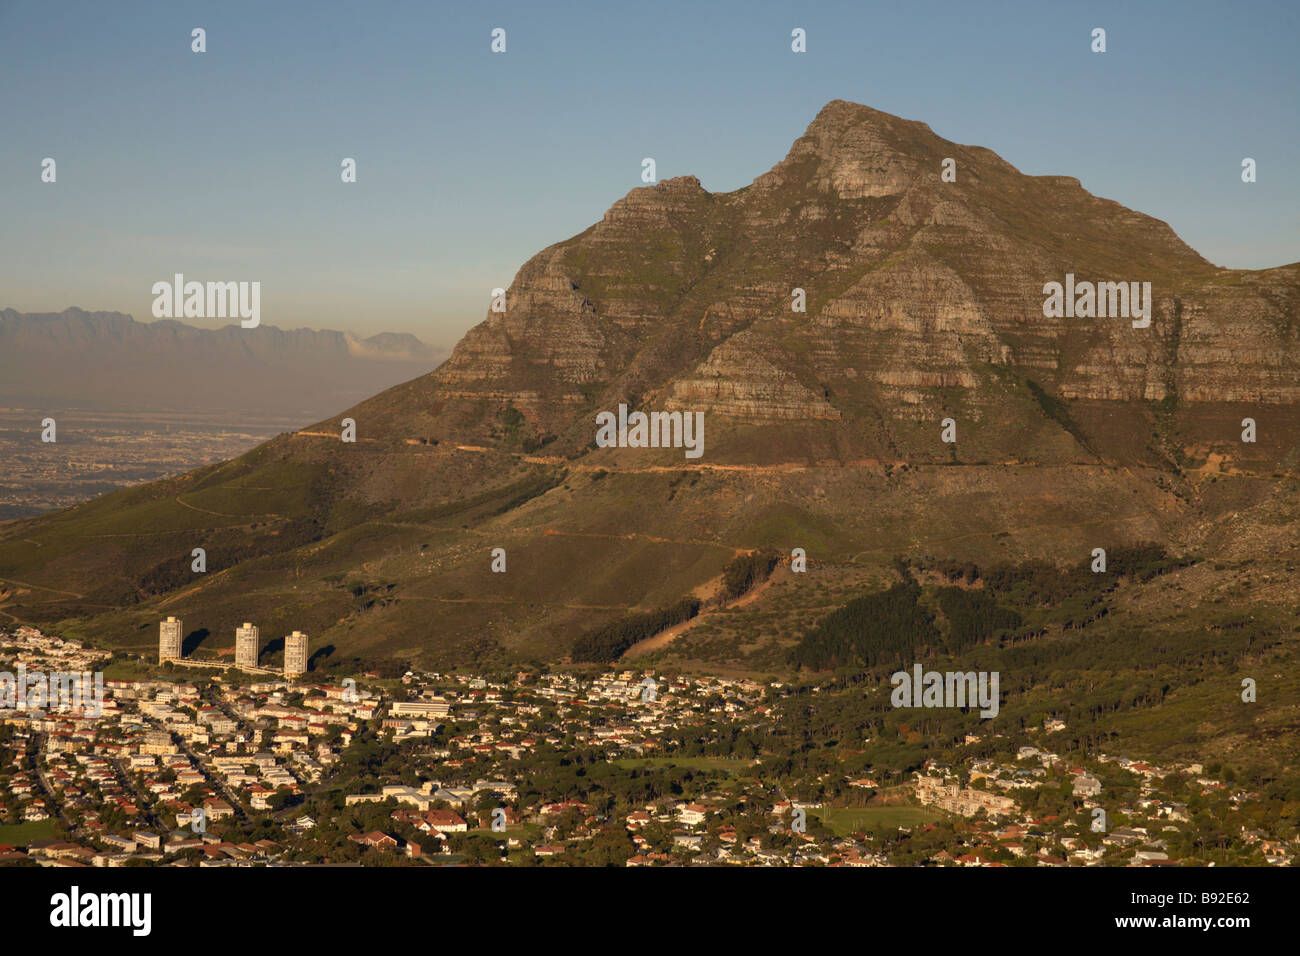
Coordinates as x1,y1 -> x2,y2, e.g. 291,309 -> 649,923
667,331 -> 840,421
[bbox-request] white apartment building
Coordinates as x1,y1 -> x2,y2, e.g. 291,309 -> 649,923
159,617 -> 183,662
284,631 -> 309,678
235,623 -> 260,669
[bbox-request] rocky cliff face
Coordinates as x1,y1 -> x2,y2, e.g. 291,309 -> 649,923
348,100 -> 1298,461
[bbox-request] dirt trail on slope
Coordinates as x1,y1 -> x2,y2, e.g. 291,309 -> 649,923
0,575 -> 85,599
295,433 -> 1117,474
622,562 -> 788,658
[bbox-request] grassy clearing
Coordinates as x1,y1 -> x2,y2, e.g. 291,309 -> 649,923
0,819 -> 60,845
811,806 -> 942,835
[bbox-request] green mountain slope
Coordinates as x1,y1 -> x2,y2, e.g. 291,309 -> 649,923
1,100 -> 1296,682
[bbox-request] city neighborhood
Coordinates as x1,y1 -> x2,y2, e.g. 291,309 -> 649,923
1,624 -> 1293,868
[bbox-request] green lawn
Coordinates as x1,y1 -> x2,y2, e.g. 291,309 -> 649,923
100,658 -> 161,680
811,806 -> 943,835
0,819 -> 60,845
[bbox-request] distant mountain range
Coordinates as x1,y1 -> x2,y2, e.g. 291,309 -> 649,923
0,308 -> 448,420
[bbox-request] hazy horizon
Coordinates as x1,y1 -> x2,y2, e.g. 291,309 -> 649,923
3,0 -> 1297,348
0,304 -> 442,344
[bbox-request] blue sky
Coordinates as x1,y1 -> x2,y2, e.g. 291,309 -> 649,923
2,0 -> 1296,346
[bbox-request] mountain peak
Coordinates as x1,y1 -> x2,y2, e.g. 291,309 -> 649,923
806,99 -> 935,138
753,100 -> 942,199
4,103 -> 1298,679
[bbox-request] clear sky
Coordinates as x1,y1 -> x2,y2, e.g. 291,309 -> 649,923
2,0 -> 1296,347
